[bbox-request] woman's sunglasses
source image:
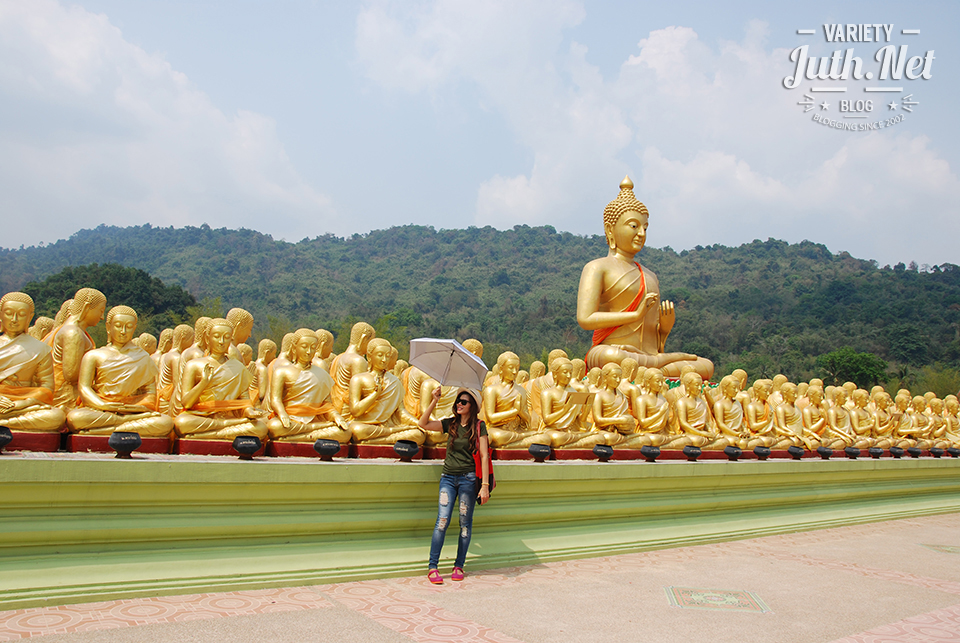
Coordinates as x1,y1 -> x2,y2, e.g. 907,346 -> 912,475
455,398 -> 471,406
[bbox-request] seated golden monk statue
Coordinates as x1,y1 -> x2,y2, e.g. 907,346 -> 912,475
744,380 -> 778,448
482,351 -> 539,448
225,308 -> 254,362
330,322 -> 374,413
137,333 -> 157,357
251,338 -> 277,408
821,388 -> 857,449
543,358 -> 620,448
174,318 -> 268,441
527,349 -> 568,429
712,375 -> 749,450
27,316 -> 55,342
927,398 -> 949,450
590,362 -> 637,437
157,324 -> 194,415
943,396 -> 960,447
152,328 -> 173,370
267,328 -> 350,444
0,292 -> 65,432
770,382 -> 818,450
577,177 -> 713,380
670,371 -> 722,448
312,329 -> 336,372
618,367 -> 672,447
347,338 -> 424,445
67,305 -> 173,437
800,385 -> 826,443
617,357 -> 642,414
172,317 -> 211,416
849,389 -> 877,449
870,391 -> 896,449
47,288 -> 107,409
904,395 -> 934,449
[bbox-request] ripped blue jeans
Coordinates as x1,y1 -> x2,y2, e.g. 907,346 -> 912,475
428,473 -> 478,569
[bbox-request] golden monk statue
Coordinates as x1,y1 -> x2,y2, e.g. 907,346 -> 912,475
0,292 -> 65,432
870,391 -> 897,449
28,316 -> 54,342
172,317 -> 211,416
267,328 -> 350,444
527,348 -> 568,429
153,328 -> 173,369
619,367 -> 672,447
237,343 -> 253,368
670,371 -> 722,448
943,396 -> 960,447
542,358 -> 620,448
927,398 -> 949,450
251,338 -> 277,408
712,375 -> 749,450
617,357 -> 642,414
902,395 -> 934,449
47,288 -> 107,409
482,351 -> 539,448
848,389 -> 877,449
225,307 -> 254,362
821,388 -> 857,449
67,306 -> 173,437
577,177 -> 713,379
330,322 -> 374,413
136,333 -> 157,357
347,338 -> 424,445
263,333 -> 295,413
312,329 -> 336,372
174,318 -> 268,441
591,362 -> 637,436
771,382 -> 817,450
157,324 -> 194,415
744,380 -> 778,448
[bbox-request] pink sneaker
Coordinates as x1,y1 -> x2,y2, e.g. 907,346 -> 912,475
451,567 -> 465,581
428,569 -> 443,585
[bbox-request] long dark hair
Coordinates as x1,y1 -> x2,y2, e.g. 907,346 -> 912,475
450,392 -> 479,451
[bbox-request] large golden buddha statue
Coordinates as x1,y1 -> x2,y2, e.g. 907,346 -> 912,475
268,328 -> 351,444
174,318 -> 268,441
0,292 -> 65,432
347,338 -> 424,445
67,306 -> 173,438
577,177 -> 713,380
330,322 -> 374,413
47,288 -> 107,409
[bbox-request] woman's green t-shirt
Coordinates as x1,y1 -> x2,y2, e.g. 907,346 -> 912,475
440,417 -> 487,476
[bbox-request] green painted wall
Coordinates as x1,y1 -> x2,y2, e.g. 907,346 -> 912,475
1,456 -> 959,609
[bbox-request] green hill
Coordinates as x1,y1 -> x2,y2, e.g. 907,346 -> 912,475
2,224 -> 958,388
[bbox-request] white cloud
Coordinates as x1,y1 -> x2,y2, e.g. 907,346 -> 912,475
356,5 -> 959,265
0,0 -> 336,248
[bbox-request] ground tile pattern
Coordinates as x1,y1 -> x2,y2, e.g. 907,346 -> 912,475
0,587 -> 330,642
832,603 -> 960,642
324,581 -> 522,643
664,587 -> 771,613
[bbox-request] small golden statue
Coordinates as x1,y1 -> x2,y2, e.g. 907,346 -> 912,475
47,288 -> 107,409
174,318 -> 268,441
157,324 -> 194,415
347,338 -> 424,445
225,308 -> 254,362
0,292 -> 65,432
482,351 -> 537,448
330,322 -> 374,413
312,329 -> 336,372
67,306 -> 173,437
577,177 -> 713,380
542,358 -> 619,448
267,329 -> 350,444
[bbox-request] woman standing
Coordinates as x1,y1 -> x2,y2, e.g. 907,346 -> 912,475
419,386 -> 491,584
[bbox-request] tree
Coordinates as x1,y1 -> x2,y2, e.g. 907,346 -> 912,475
816,347 -> 888,388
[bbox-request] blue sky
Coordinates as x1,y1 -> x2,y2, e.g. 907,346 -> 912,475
1,0 -> 956,266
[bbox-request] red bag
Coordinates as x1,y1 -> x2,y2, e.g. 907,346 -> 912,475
473,420 -> 495,499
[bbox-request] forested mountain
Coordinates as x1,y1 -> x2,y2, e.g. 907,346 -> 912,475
1,224 -> 958,390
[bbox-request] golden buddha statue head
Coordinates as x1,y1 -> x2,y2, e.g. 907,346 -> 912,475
551,357 -> 574,387
291,328 -> 319,365
69,288 -> 107,328
366,338 -> 393,371
105,305 -> 138,347
571,358 -> 586,381
194,317 -> 212,349
682,371 -> 703,398
257,338 -> 277,362
930,398 -> 943,414
238,343 -> 253,366
945,396 -> 958,415
753,379 -> 771,401
529,360 -> 545,380
833,388 -> 848,407
643,367 -> 665,395
28,316 -> 55,341
732,369 -> 748,391
924,391 -> 936,403
621,357 -> 638,383
280,333 -> 295,360
912,395 -> 927,412
462,338 -> 483,358
852,389 -> 869,408
157,328 -> 174,354
808,385 -> 824,406
602,176 -> 649,253
600,362 -> 623,390
842,381 -> 857,397
137,333 -> 158,355
350,322 -> 375,355
781,382 -> 798,404
516,370 -> 529,385
587,367 -> 601,387
894,393 -> 910,412
315,329 -> 334,359
173,324 -> 195,351
797,381 -> 809,397
206,318 -> 234,356
387,346 -> 399,371
55,299 -> 73,326
897,388 -> 911,399
772,374 -> 788,391
496,351 -> 520,383
1,291 -> 35,336
226,308 -> 254,344
393,359 -> 408,376
719,375 -> 739,400
547,349 -> 568,368
809,378 -> 824,390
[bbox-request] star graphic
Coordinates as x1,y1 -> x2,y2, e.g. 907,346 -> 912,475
888,102 -> 898,110
820,101 -> 829,110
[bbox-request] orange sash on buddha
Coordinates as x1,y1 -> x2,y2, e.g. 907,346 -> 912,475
591,263 -> 646,347
76,391 -> 157,411
274,402 -> 334,419
0,384 -> 54,406
192,399 -> 253,413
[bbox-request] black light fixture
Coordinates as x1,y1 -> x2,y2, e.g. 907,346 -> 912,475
393,439 -> 420,462
947,447 -> 960,458
723,446 -> 741,461
592,444 -> 613,462
682,445 -> 701,462
787,445 -> 805,460
907,447 -> 922,458
232,436 -> 262,460
753,446 -> 771,461
640,445 -> 660,463
868,447 -> 884,459
930,448 -> 944,458
0,426 -> 12,454
844,446 -> 860,459
107,431 -> 142,459
528,443 -> 551,463
889,446 -> 904,459
817,446 -> 833,460
313,439 -> 341,462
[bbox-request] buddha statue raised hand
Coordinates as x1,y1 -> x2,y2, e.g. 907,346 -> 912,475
577,177 -> 713,380
0,292 -> 66,432
66,306 -> 173,437
347,338 -> 424,446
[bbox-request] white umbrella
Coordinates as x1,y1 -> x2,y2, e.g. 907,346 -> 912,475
408,338 -> 488,390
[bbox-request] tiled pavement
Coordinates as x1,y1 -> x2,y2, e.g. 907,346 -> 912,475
2,513 -> 960,642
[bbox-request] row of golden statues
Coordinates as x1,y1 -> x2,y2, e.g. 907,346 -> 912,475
1,288 -> 958,453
